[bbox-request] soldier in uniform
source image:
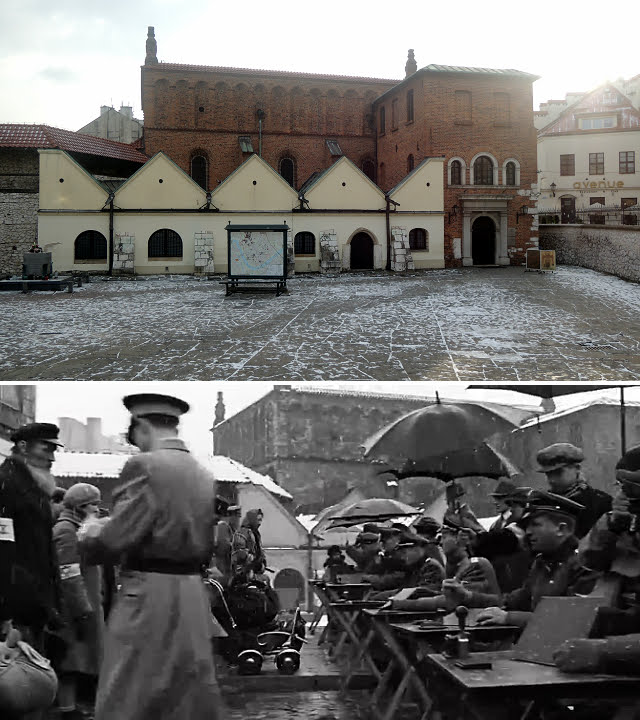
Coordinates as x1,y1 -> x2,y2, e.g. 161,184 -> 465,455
0,423 -> 64,654
536,443 -> 612,538
445,490 -> 599,628
77,394 -> 221,720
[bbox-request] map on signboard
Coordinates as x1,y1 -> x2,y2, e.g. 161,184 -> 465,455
229,230 -> 285,277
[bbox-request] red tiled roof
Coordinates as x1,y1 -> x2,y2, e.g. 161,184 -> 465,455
0,124 -> 148,163
146,62 -> 399,85
129,136 -> 144,150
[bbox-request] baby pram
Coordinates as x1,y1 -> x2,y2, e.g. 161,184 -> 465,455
204,575 -> 307,675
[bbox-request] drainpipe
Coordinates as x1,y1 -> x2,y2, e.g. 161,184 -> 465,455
306,530 -> 314,611
385,195 -> 400,271
107,193 -> 114,276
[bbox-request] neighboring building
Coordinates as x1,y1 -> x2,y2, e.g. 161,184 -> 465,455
211,385 -> 537,515
0,386 -> 36,457
38,149 -> 445,274
536,83 -> 640,225
57,416 -> 132,454
374,63 -> 540,266
140,28 -> 539,268
0,124 -> 147,276
77,105 -> 143,145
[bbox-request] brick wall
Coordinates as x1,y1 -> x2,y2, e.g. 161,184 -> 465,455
142,65 -> 394,190
539,224 -> 640,282
376,72 -> 538,266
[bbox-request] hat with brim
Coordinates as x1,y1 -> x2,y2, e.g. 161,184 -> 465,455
521,490 -> 585,526
379,527 -> 401,541
10,423 -> 64,447
441,514 -> 464,532
123,393 -> 190,418
490,479 -> 517,498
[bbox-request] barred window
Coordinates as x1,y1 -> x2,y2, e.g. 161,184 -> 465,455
505,161 -> 516,186
409,228 -> 428,250
148,229 -> 183,258
474,156 -> 493,185
294,231 -> 315,255
190,155 -> 207,189
560,154 -> 575,176
450,160 -> 462,185
75,231 -> 107,261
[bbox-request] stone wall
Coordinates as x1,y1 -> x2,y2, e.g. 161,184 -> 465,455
539,224 -> 640,283
390,226 -> 415,272
194,230 -> 215,273
319,230 -> 341,274
113,233 -> 135,274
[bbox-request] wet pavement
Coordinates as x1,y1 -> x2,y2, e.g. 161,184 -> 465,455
2,266 -> 639,380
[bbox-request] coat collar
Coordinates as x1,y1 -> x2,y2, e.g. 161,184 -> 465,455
157,437 -> 189,452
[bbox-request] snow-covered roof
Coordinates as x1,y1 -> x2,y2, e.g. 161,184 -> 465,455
519,395 -> 640,430
52,451 -> 292,499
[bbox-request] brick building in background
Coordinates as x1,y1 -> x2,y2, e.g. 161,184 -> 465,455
140,28 -> 539,267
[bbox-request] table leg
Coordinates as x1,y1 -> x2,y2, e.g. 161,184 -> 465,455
340,626 -> 376,691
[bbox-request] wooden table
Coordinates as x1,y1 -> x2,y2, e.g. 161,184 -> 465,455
365,621 -> 520,720
308,581 -> 372,639
425,650 -> 640,720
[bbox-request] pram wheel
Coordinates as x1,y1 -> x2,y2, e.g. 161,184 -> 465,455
276,648 -> 300,674
237,648 -> 263,675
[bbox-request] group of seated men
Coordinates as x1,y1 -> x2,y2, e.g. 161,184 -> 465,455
324,441 -> 640,677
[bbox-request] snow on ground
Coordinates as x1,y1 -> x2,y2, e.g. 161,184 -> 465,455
1,266 -> 639,380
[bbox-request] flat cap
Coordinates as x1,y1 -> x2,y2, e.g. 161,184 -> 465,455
10,422 -> 64,447
521,489 -> 585,524
615,445 -> 640,486
536,443 -> 584,472
491,479 -> 517,497
123,393 -> 190,418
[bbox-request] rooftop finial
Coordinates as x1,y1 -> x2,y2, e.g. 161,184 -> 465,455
214,392 -> 226,426
405,49 -> 417,79
146,26 -> 158,65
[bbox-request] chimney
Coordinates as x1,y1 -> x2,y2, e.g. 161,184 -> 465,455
100,105 -> 111,116
405,49 -> 417,79
214,392 -> 226,426
145,26 -> 158,65
120,105 -> 133,119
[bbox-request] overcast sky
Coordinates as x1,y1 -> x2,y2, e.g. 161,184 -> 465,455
1,1 -> 638,131
32,381 -> 639,464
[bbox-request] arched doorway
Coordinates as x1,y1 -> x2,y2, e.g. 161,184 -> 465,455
274,568 -> 305,610
350,232 -> 374,270
471,216 -> 496,265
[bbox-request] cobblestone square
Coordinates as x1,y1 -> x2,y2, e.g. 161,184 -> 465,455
2,266 -> 639,381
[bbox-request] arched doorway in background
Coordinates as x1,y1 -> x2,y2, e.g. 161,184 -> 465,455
350,232 -> 374,270
471,216 -> 496,265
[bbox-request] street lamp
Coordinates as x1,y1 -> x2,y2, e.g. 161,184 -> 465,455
550,182 -> 557,197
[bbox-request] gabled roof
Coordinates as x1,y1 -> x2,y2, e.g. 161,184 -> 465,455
388,156 -> 445,196
113,150 -> 205,197
302,155 -> 385,202
211,152 -> 299,200
145,62 -> 398,86
0,124 -> 148,163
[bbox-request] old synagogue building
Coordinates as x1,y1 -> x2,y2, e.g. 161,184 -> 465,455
139,28 -> 539,269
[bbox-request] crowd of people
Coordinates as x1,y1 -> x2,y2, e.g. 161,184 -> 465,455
322,441 -> 640,686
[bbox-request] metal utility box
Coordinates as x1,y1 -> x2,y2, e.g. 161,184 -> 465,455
23,252 -> 53,279
526,249 -> 556,272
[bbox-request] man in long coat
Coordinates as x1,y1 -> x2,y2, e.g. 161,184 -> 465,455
78,394 -> 221,720
0,423 -> 64,652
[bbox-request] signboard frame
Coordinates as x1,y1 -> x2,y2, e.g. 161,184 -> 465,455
226,224 -> 289,282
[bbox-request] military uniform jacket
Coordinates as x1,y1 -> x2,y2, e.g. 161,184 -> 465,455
562,482 -> 612,539
467,537 -> 599,627
0,457 -> 61,628
362,543 -> 432,591
79,437 -> 221,720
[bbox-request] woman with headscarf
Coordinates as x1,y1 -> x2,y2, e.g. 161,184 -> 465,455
53,483 -> 105,720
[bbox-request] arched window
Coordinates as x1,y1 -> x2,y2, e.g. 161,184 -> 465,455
474,155 -> 494,185
362,159 -> 376,182
450,160 -> 462,185
409,228 -> 428,250
279,157 -> 295,187
407,154 -> 415,173
505,161 -> 516,186
74,230 -> 107,261
190,155 -> 207,190
148,229 -> 183,258
294,231 -> 315,255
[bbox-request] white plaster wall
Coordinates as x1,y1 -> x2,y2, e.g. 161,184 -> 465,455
38,213 -> 110,272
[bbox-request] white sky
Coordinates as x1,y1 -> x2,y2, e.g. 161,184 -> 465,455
1,0 -> 638,131
30,381 -> 640,464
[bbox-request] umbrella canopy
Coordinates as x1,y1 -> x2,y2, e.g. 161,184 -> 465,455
325,498 -> 419,529
467,384 -> 623,399
362,401 -> 520,473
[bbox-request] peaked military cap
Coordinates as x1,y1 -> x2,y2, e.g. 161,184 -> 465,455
441,514 -> 464,531
536,443 -> 584,472
123,393 -> 190,418
414,516 -> 441,534
10,422 -> 64,447
356,531 -> 380,544
521,489 -> 585,524
490,479 -> 518,497
505,486 -> 532,505
362,523 -> 381,534
379,527 -> 402,541
615,445 -> 640,486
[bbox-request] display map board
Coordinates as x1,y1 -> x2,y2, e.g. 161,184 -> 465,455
227,224 -> 288,280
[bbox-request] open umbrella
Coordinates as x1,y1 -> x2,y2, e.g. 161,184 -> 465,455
325,498 -> 419,529
467,384 -> 637,453
362,400 -> 520,474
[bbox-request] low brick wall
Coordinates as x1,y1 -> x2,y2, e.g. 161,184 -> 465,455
539,224 -> 640,283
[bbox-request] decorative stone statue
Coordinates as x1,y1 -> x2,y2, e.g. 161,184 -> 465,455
145,27 -> 158,65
